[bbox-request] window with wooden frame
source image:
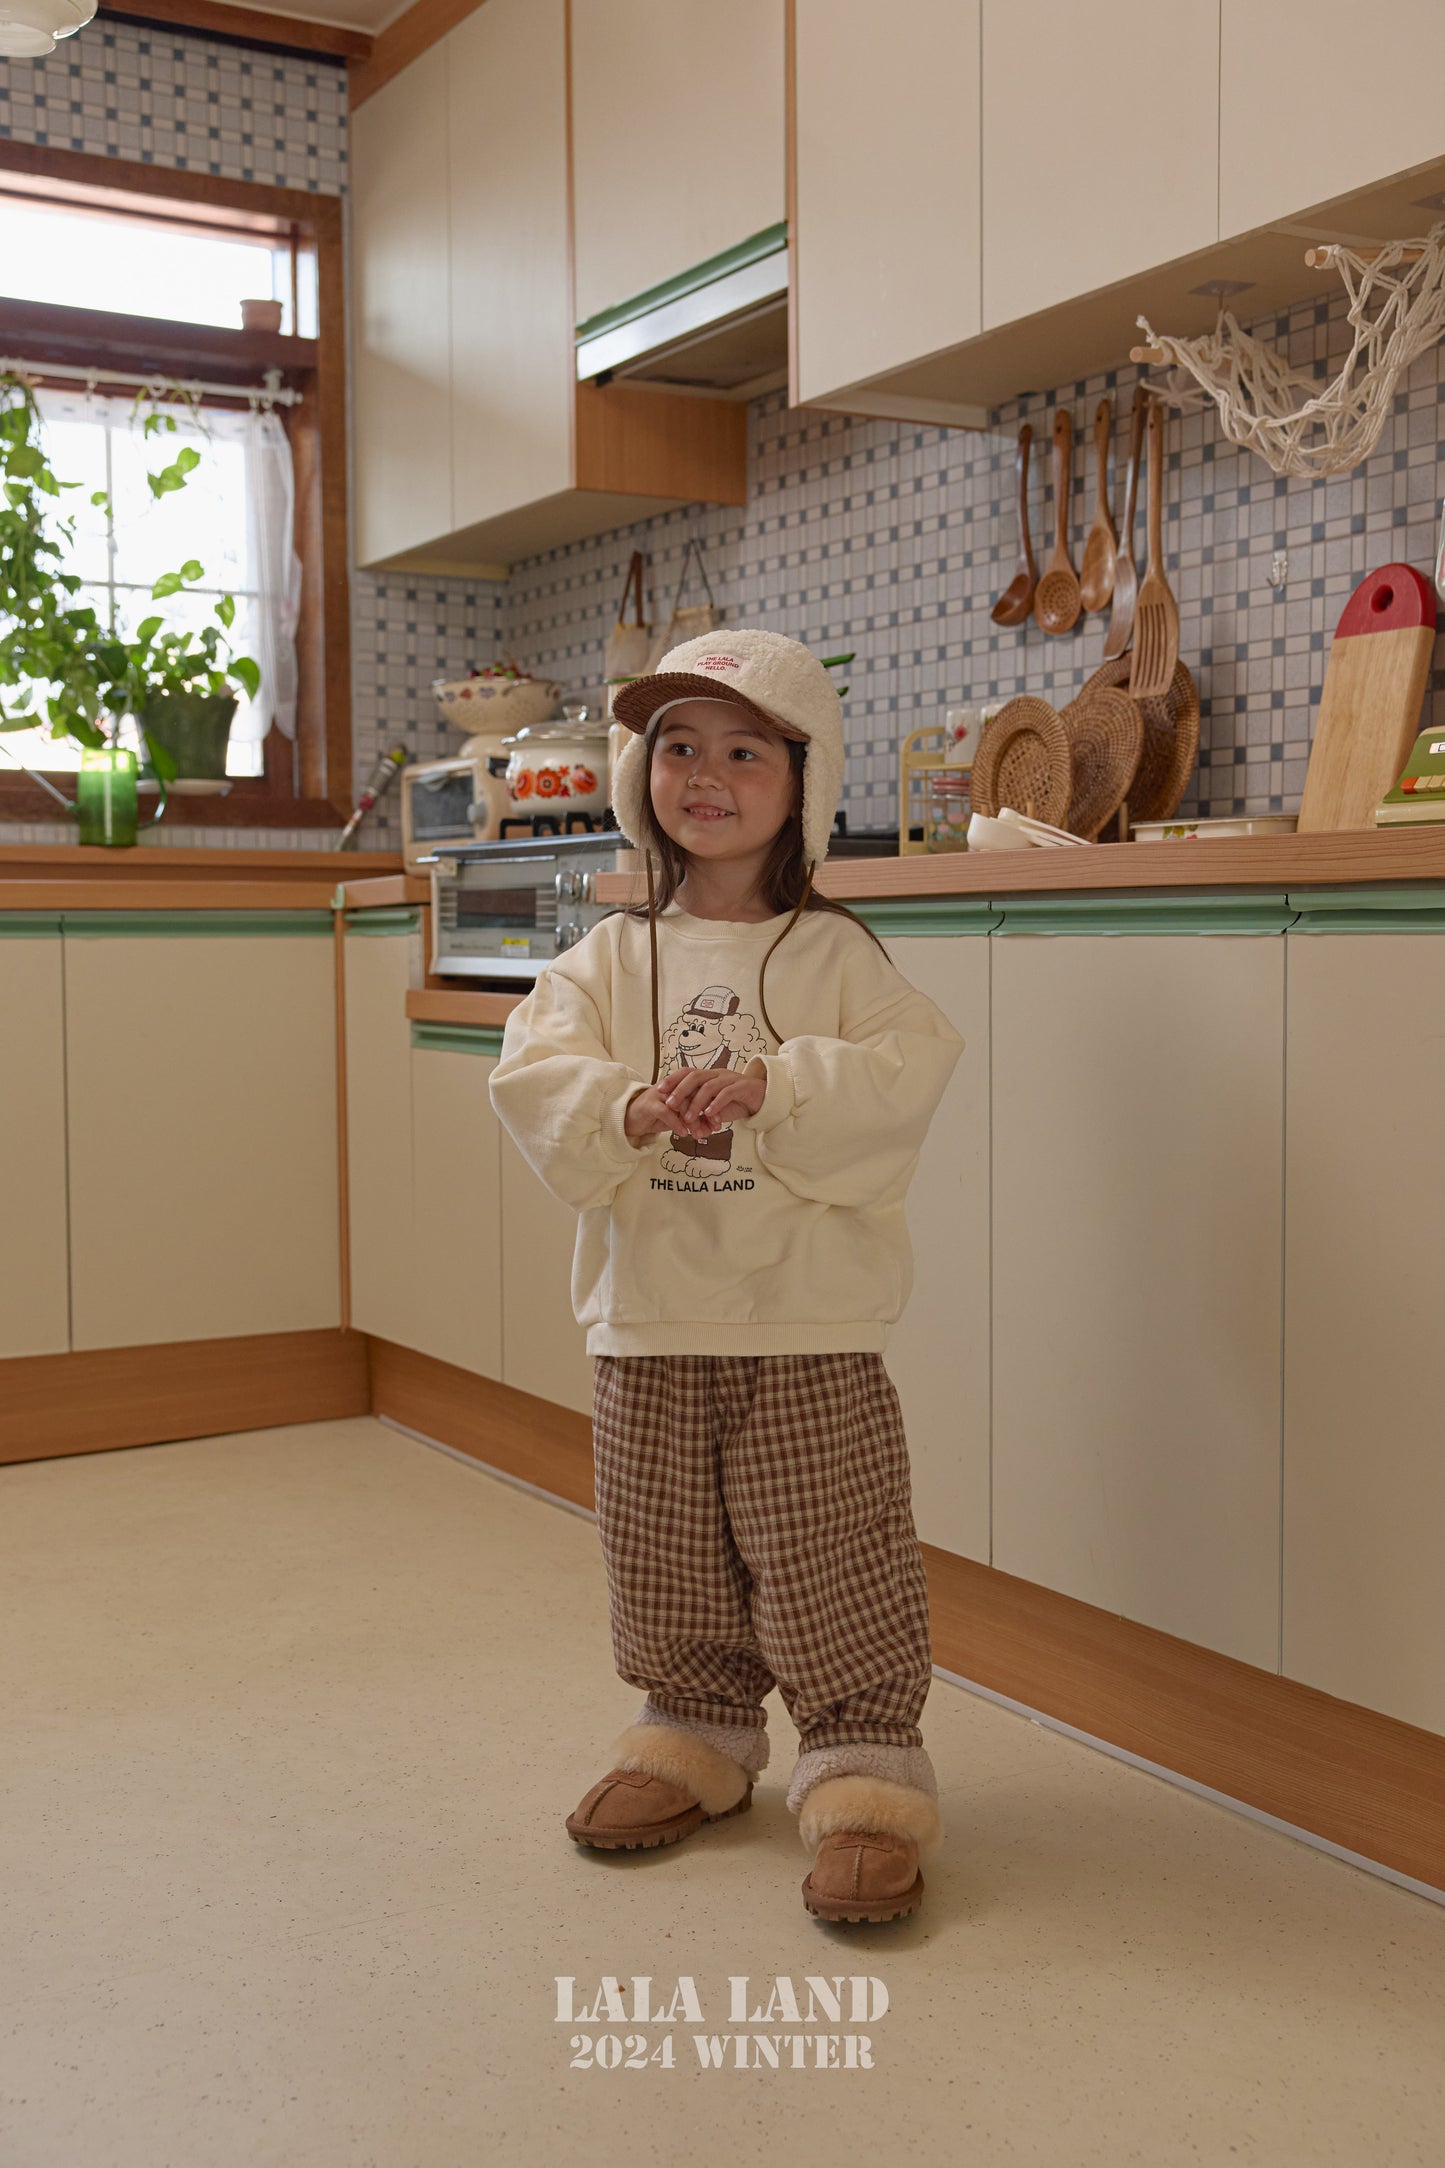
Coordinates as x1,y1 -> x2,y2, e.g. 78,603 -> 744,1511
0,139 -> 349,829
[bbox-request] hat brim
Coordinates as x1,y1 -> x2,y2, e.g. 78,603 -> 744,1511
612,674 -> 808,743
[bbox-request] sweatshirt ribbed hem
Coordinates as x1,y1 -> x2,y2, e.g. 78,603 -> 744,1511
585,1320 -> 890,1356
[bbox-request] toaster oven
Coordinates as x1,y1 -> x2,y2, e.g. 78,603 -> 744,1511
418,827 -> 630,980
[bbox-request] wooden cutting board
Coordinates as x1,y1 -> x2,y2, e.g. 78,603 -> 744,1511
1298,564 -> 1438,833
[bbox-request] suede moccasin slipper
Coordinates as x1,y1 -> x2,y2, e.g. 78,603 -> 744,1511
566,1767 -> 754,1851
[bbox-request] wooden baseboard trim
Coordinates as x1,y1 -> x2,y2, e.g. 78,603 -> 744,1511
371,1338 -> 1445,1897
0,1328 -> 370,1463
367,1338 -> 593,1509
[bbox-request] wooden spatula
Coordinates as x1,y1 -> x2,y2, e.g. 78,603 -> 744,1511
1297,563 -> 1438,831
991,423 -> 1038,627
1103,384 -> 1148,661
1129,396 -> 1180,700
1079,398 -> 1117,614
1033,409 -> 1081,636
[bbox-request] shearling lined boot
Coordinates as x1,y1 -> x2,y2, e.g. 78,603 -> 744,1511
566,1722 -> 755,1852
797,1774 -> 944,1923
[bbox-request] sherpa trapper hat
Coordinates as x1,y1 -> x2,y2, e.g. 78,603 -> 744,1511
610,626 -> 844,874
607,627 -> 847,1090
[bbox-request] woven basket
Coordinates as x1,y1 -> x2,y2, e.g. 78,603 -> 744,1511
1058,684 -> 1145,839
1076,654 -> 1200,823
971,697 -> 1072,828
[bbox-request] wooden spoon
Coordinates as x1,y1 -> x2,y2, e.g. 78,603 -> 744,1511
1129,395 -> 1181,700
1103,383 -> 1148,661
990,423 -> 1038,626
1033,409 -> 1081,636
1079,398 -> 1117,614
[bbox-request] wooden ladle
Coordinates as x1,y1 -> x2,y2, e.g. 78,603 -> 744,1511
1033,408 -> 1081,635
990,422 -> 1038,626
1079,398 -> 1117,614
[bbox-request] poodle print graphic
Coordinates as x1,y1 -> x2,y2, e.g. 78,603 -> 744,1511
659,983 -> 768,1180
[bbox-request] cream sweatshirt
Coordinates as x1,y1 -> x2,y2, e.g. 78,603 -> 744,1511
487,898 -> 965,1356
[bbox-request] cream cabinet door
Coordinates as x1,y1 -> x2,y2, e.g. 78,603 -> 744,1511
1220,0 -> 1445,238
572,0 -> 784,330
793,0 -> 981,404
65,923 -> 340,1351
981,0 -> 1219,330
343,919 -> 423,1347
1283,933 -> 1445,1737
991,932 -> 1285,1665
0,923 -> 70,1358
349,41 -> 453,566
409,1039 -> 503,1380
498,1131 -> 593,1418
447,0 -> 573,537
883,932 -> 990,1564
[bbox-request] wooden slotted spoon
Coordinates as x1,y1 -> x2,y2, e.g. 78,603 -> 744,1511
1103,383 -> 1148,661
1033,408 -> 1081,635
990,422 -> 1038,626
1079,398 -> 1117,614
1129,394 -> 1181,701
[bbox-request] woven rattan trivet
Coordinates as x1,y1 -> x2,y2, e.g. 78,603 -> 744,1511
971,696 -> 1072,828
1058,683 -> 1146,838
1076,654 -> 1200,822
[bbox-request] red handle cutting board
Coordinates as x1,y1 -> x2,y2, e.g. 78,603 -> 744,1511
1297,564 -> 1438,833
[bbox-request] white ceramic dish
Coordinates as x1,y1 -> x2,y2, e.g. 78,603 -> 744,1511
1131,814 -> 1299,842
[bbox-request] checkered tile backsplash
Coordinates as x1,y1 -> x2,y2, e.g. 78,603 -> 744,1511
4,22 -> 1444,849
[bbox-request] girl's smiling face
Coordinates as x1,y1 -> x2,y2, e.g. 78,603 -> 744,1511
648,699 -> 799,862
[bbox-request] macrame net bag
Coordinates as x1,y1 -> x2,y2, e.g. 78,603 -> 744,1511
1133,223 -> 1445,477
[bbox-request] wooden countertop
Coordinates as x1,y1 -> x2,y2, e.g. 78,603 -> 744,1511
0,843 -> 403,913
592,828 -> 1445,902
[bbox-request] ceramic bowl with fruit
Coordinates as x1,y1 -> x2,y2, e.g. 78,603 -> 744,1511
433,665 -> 562,736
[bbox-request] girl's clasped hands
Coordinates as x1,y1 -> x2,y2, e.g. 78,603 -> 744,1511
625,1063 -> 768,1142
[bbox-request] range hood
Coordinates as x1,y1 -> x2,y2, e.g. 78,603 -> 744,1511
574,222 -> 788,401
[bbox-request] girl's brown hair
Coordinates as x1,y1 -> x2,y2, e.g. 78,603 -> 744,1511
613,708 -> 890,1073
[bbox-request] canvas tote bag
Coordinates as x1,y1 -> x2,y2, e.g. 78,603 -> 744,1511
646,537 -> 719,667
603,551 -> 654,687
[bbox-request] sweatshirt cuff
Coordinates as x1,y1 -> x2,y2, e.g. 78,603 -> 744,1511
603,1081 -> 659,1162
739,1053 -> 796,1135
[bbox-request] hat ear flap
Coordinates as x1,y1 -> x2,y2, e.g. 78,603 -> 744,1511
611,729 -> 651,848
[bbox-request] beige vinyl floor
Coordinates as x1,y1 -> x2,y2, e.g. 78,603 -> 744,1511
3,1415 -> 1443,2168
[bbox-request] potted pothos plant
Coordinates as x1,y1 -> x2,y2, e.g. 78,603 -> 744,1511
0,368 -> 261,815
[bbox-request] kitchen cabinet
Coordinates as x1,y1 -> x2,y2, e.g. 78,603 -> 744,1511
498,1129 -> 594,1419
1282,927 -> 1445,1737
349,42 -> 453,569
571,0 -> 784,335
349,0 -> 746,576
881,930 -> 990,1564
343,913 -> 422,1347
980,0 -> 1219,332
408,1032 -> 503,1380
0,920 -> 70,1358
1219,0 -> 1445,240
990,928 -> 1286,1667
64,918 -> 340,1351
791,0 -> 984,420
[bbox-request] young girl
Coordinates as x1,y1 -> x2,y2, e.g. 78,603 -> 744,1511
489,628 -> 964,1925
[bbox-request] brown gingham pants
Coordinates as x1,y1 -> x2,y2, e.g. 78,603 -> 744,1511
591,1351 -> 939,1818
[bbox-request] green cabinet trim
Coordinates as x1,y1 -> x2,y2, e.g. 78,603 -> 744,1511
852,898 -> 1003,937
1288,886 -> 1445,934
574,221 -> 788,343
0,914 -> 63,937
60,911 -> 334,937
411,1022 -> 505,1057
343,907 -> 423,936
993,893 -> 1297,937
